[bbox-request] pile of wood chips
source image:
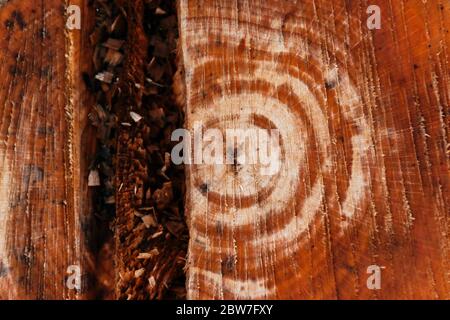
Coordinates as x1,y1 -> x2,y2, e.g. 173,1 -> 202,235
86,0 -> 187,300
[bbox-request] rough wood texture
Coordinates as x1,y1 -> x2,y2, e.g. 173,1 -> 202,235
0,0 -> 96,299
179,0 -> 449,299
114,0 -> 151,299
114,0 -> 188,300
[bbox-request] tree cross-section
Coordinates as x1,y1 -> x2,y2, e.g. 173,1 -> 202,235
178,0 -> 449,299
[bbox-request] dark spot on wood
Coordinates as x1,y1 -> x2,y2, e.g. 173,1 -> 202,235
215,221 -> 223,235
13,51 -> 20,60
23,165 -> 44,185
325,80 -> 337,90
39,27 -> 49,40
238,38 -> 245,52
4,19 -> 14,30
9,65 -> 22,76
199,183 -> 208,194
12,10 -> 26,30
40,67 -> 50,79
229,147 -> 241,175
222,255 -> 235,273
82,72 -> 95,92
0,260 -> 9,278
37,126 -> 55,136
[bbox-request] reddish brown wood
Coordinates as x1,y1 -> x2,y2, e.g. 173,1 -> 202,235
0,0 -> 97,299
0,0 -> 448,301
179,0 -> 449,299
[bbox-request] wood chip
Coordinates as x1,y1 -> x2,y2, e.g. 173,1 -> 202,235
105,49 -> 124,66
141,214 -> 158,228
95,71 -> 114,84
150,230 -> 164,239
102,38 -> 125,50
153,182 -> 173,210
88,170 -> 101,187
104,196 -> 115,204
134,268 -> 145,278
137,252 -> 152,259
137,249 -> 159,260
155,7 -> 166,15
148,276 -> 156,289
130,111 -> 143,123
134,210 -> 144,218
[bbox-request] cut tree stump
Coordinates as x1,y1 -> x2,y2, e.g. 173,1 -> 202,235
178,0 -> 449,299
0,0 -> 97,299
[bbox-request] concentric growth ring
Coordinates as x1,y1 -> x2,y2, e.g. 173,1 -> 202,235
182,9 -> 373,298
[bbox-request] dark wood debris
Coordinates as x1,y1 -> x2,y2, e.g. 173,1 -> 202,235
84,0 -> 187,300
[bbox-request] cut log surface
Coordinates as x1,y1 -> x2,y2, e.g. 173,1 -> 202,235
0,0 -> 96,299
179,0 -> 449,299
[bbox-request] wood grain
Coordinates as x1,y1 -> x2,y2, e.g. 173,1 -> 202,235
179,0 -> 449,299
0,0 -> 96,299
